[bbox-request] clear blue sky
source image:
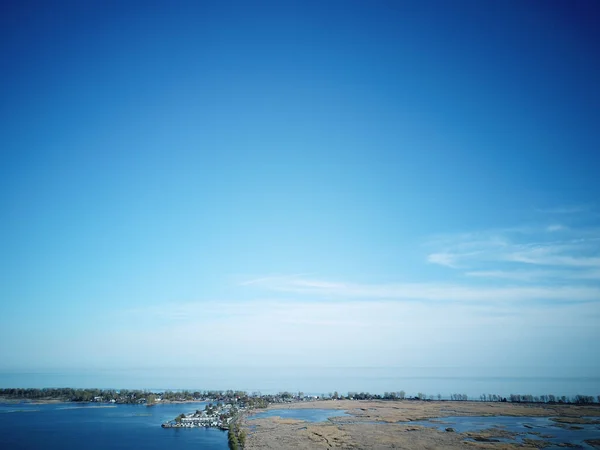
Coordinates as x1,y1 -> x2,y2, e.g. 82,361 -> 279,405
1,1 -> 599,385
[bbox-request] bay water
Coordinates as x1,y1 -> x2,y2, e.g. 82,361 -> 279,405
0,402 -> 227,450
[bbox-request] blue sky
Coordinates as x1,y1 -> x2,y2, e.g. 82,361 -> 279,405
1,1 -> 599,384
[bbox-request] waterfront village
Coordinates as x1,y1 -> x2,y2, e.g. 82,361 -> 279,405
161,391 -> 324,429
161,402 -> 239,429
2,387 -> 597,431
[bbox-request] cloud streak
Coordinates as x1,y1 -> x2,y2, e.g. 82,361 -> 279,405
547,224 -> 567,232
88,296 -> 599,371
425,218 -> 600,284
95,207 -> 598,372
241,275 -> 600,303
241,212 -> 600,309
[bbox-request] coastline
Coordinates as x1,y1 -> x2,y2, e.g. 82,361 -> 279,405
0,398 -> 70,405
0,398 -> 206,406
5,395 -> 600,448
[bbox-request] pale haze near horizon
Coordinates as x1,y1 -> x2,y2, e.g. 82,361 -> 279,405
1,1 -> 599,392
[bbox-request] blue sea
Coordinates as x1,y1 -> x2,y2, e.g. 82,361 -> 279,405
1,367 -> 598,398
0,402 -> 227,450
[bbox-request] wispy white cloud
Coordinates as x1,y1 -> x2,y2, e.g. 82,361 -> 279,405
547,224 -> 567,232
464,270 -> 556,282
130,298 -> 600,329
98,206 -> 599,372
427,252 -> 460,268
240,273 -> 314,286
505,247 -> 600,268
240,276 -> 600,303
425,217 -> 600,281
571,268 -> 600,280
465,268 -> 600,281
96,297 -> 600,369
237,212 -> 600,311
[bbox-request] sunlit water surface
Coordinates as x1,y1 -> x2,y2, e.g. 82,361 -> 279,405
0,402 -> 227,450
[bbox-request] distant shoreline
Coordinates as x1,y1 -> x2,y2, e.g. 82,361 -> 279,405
0,398 -> 68,405
0,397 -> 207,405
2,388 -> 598,408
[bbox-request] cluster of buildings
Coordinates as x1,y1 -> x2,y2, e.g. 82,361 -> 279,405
162,403 -> 239,429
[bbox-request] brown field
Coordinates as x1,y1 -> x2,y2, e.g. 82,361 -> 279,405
241,400 -> 600,449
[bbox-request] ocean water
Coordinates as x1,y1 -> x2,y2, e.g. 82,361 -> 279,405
0,402 -> 227,450
1,367 -> 598,399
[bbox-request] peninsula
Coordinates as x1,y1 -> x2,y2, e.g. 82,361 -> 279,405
3,388 -> 600,449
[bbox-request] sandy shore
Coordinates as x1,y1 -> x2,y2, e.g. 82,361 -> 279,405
241,400 -> 600,449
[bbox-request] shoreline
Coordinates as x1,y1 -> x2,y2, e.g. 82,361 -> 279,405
0,398 -> 70,405
0,398 -> 207,405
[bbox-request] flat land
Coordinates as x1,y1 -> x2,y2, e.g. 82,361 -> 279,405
241,400 -> 600,449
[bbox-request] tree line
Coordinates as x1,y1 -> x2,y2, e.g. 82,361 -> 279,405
1,388 -> 598,405
0,388 -> 204,403
228,422 -> 246,450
